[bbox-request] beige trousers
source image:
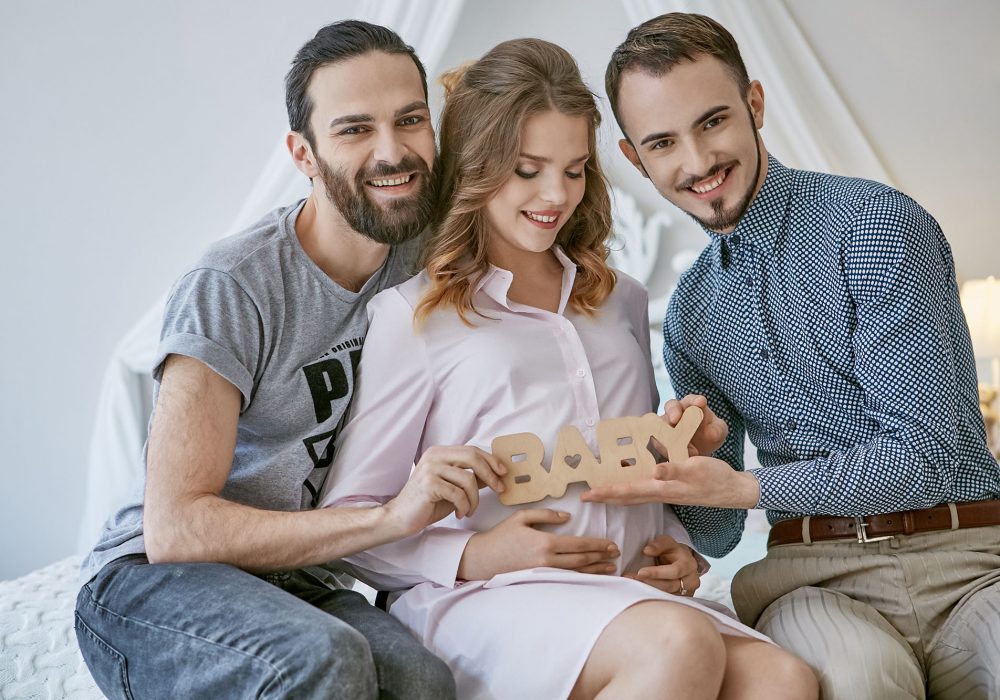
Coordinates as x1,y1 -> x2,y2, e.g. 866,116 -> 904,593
732,524 -> 1000,699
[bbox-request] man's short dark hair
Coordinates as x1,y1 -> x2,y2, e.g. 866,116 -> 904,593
605,13 -> 750,139
285,20 -> 428,147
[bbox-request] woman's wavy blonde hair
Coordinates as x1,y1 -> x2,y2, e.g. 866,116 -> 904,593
414,38 -> 616,325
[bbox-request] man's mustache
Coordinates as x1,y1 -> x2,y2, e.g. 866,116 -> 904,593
676,160 -> 737,191
360,156 -> 430,182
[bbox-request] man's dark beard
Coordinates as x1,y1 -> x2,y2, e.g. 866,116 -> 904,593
679,105 -> 762,232
316,153 -> 438,245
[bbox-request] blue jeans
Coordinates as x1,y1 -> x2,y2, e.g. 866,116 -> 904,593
75,554 -> 455,699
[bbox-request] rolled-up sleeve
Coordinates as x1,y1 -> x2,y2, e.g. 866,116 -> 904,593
155,268 -> 263,410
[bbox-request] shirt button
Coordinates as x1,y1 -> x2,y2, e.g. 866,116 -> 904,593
744,276 -> 754,288
575,369 -> 586,378
731,235 -> 742,246
786,419 -> 797,432
585,418 -> 595,427
759,348 -> 770,360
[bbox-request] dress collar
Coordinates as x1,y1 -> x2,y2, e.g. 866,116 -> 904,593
474,245 -> 578,315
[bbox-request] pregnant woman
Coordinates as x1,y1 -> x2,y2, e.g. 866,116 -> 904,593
320,38 -> 817,700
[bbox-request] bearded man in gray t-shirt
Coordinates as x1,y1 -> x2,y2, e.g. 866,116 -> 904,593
75,21 -> 506,700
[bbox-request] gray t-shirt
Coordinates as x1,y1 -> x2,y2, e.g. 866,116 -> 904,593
81,200 -> 418,582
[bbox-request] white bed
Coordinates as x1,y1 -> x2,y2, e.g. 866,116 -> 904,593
0,551 -> 764,700
0,557 -> 103,700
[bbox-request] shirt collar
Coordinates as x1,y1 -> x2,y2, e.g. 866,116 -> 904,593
474,245 -> 578,314
703,154 -> 793,259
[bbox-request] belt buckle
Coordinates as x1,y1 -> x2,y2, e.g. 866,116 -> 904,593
854,516 -> 893,544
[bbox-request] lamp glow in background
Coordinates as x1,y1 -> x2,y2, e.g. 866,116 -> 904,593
961,276 -> 1000,387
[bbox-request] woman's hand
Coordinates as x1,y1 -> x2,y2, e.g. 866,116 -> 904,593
457,509 -> 620,581
382,445 -> 506,538
624,534 -> 701,597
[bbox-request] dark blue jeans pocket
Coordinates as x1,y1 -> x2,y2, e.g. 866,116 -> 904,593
75,609 -> 134,700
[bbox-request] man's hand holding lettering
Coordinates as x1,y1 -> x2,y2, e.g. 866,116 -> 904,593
661,394 -> 728,457
582,455 -> 760,509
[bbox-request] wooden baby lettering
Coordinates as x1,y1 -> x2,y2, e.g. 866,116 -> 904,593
493,406 -> 703,505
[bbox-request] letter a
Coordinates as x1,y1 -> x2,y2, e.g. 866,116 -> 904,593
550,425 -> 600,496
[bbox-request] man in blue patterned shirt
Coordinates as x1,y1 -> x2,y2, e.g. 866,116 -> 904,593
586,12 -> 1000,699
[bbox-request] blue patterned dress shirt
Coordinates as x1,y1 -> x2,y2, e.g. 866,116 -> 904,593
665,155 -> 1000,558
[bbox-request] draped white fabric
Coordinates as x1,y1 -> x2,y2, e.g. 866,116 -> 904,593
622,0 -> 891,182
78,303 -> 163,551
77,0 -> 466,551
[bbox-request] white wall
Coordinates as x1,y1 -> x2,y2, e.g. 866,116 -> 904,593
1,0 -> 998,580
786,0 -> 1000,283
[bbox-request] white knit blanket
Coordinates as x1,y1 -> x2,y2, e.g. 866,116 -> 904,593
0,557 -> 734,699
0,557 -> 103,700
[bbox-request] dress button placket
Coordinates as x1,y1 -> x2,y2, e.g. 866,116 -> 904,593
563,324 -> 599,430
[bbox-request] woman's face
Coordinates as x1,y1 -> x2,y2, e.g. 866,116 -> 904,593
484,109 -> 590,267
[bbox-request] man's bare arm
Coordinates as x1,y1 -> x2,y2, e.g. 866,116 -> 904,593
143,354 -> 415,572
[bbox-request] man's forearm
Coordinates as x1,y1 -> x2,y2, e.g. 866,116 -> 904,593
145,495 -> 407,572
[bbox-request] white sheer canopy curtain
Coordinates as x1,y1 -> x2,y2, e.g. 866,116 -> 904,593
77,0 -> 465,551
622,0 -> 891,182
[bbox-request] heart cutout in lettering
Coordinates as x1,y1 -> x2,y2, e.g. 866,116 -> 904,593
564,454 -> 582,469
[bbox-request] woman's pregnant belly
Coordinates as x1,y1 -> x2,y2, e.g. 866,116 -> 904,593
441,481 -> 663,574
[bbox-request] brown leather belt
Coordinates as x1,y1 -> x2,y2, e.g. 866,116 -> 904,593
767,499 -> 1000,548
